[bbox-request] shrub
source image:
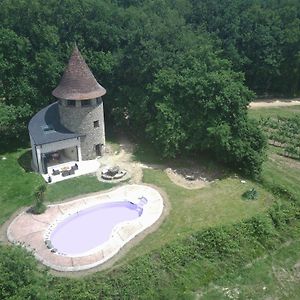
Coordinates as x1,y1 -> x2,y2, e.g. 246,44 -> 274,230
242,188 -> 258,200
269,201 -> 300,228
0,245 -> 51,299
32,184 -> 47,214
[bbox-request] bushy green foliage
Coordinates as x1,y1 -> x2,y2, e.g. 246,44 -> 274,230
142,42 -> 266,177
207,119 -> 267,178
269,200 -> 299,228
0,245 -> 52,299
0,103 -> 32,148
188,0 -> 300,96
32,183 -> 47,214
4,0 -> 297,176
242,188 -> 258,200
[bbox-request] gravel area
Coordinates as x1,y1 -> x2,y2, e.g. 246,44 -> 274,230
249,99 -> 300,108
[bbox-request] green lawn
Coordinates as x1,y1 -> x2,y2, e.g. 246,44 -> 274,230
120,169 -> 274,263
262,152 -> 300,199
1,106 -> 300,299
46,176 -> 114,202
0,149 -> 114,225
0,149 -> 43,224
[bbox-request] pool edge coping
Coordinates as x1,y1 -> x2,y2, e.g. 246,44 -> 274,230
6,184 -> 166,273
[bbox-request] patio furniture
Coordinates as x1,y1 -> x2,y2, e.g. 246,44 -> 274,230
52,169 -> 60,176
61,170 -> 70,177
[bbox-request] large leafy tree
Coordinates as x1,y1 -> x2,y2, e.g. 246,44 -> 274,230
188,0 -> 300,95
145,41 -> 266,177
2,0 -> 286,176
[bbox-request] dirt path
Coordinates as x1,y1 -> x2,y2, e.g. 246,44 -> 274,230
100,133 -> 219,189
165,168 -> 210,189
249,98 -> 300,108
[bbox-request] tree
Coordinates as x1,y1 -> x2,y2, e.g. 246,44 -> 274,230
0,103 -> 32,148
144,38 -> 266,177
32,184 -> 47,214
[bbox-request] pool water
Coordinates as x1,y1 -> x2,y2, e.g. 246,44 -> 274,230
50,201 -> 141,255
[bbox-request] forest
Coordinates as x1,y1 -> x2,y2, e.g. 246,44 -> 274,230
1,0 -> 300,177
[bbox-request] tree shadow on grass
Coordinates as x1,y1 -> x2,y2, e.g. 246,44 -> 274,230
18,150 -> 33,172
0,139 -> 30,155
133,139 -> 229,181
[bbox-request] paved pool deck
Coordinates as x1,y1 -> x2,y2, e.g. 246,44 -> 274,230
7,184 -> 164,272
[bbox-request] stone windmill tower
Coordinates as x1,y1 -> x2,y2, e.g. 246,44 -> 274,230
52,46 -> 106,160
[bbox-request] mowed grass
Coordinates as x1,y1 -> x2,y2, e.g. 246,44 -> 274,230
0,149 -> 114,225
1,146 -> 275,277
262,153 -> 300,199
121,169 -> 274,263
46,176 -> 114,202
0,149 -> 43,224
248,105 -> 300,120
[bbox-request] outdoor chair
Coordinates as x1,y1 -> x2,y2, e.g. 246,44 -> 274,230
61,170 -> 69,177
52,169 -> 60,176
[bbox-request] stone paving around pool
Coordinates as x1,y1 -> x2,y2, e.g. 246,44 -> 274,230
7,185 -> 164,272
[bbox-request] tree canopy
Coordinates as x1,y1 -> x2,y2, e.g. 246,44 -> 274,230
1,0 -> 299,176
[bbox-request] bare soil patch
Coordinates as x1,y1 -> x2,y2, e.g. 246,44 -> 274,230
165,165 -> 224,189
103,132 -> 225,190
165,168 -> 207,189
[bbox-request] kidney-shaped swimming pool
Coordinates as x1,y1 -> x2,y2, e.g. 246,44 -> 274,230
50,201 -> 141,256
8,184 -> 164,271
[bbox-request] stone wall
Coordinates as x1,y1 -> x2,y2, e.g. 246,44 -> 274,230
58,98 -> 105,160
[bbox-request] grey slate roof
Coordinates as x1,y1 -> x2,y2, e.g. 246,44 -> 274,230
29,102 -> 83,145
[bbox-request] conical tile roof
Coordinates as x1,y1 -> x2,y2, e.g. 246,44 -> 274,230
52,46 -> 106,100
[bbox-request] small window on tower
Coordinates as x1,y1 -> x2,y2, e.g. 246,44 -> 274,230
67,100 -> 76,106
81,99 -> 91,107
94,120 -> 99,128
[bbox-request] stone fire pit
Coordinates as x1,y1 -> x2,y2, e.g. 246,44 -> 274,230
101,166 -> 127,180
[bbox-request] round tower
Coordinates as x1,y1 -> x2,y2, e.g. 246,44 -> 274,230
52,46 -> 106,160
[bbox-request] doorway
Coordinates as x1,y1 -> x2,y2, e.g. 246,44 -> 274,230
95,144 -> 101,156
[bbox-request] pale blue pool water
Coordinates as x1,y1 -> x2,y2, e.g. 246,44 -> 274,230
50,201 -> 141,255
